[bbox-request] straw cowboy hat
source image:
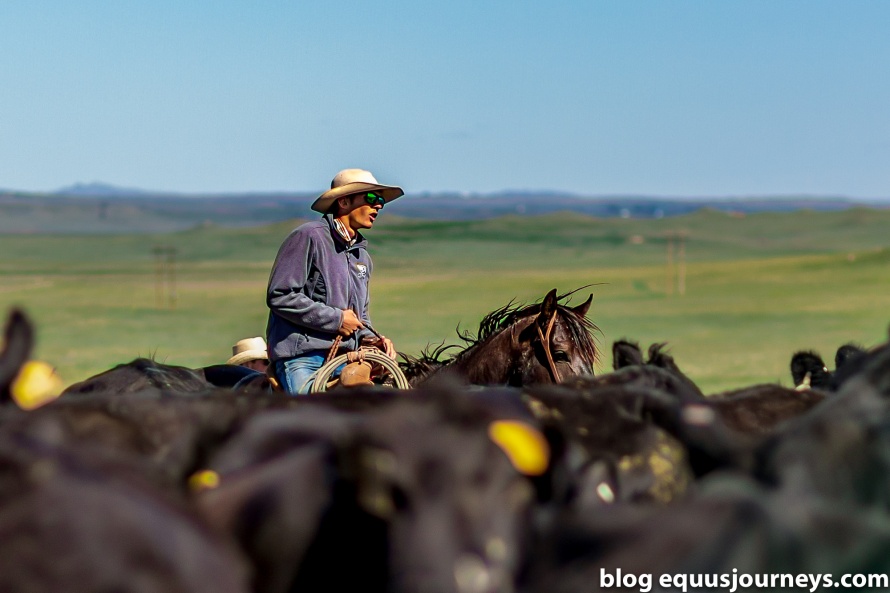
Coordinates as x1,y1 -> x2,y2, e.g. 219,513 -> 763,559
311,168 -> 404,214
227,337 -> 269,366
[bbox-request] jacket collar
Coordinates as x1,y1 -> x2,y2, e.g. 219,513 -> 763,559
324,214 -> 367,251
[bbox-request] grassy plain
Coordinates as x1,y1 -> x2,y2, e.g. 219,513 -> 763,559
1,208 -> 888,393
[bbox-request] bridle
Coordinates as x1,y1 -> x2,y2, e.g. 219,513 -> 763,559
535,311 -> 562,384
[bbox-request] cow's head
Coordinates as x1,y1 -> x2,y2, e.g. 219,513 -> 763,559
345,392 -> 550,593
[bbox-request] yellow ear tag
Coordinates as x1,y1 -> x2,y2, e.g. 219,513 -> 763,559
188,470 -> 221,492
488,420 -> 550,476
11,361 -> 64,411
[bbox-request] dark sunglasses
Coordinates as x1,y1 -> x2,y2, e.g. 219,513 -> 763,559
361,192 -> 386,207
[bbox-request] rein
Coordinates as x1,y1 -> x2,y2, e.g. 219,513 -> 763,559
535,311 -> 562,384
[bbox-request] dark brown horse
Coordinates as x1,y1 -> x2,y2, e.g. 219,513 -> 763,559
406,289 -> 599,387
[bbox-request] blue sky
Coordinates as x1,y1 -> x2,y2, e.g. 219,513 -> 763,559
2,1 -> 888,198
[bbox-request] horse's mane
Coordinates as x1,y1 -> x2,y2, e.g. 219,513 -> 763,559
399,342 -> 460,379
453,295 -> 600,366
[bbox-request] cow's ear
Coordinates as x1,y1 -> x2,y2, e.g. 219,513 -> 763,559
1,309 -> 33,400
572,294 -> 593,318
488,420 -> 550,476
613,339 -> 643,370
536,289 -> 559,329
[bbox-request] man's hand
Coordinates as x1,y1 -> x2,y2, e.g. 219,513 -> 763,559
338,309 -> 365,336
368,336 -> 397,360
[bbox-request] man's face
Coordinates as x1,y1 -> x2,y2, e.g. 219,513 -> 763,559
339,192 -> 384,230
243,358 -> 269,372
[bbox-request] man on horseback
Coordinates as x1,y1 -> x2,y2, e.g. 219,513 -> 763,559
266,168 -> 400,394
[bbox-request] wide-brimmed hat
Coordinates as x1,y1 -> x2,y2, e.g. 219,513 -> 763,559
227,337 -> 269,366
311,168 -> 404,214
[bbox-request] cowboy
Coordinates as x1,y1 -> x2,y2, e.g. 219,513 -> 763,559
226,336 -> 270,373
266,168 -> 400,394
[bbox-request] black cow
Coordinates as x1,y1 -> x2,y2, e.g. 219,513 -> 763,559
755,336 -> 890,502
0,389 -> 300,493
524,469 -> 890,593
193,385 -> 554,593
63,358 -> 213,396
582,341 -> 704,403
0,426 -> 251,593
704,383 -> 826,436
200,363 -> 262,388
521,383 -> 696,506
790,342 -> 867,391
524,336 -> 890,592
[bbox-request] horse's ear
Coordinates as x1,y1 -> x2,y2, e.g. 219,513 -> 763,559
537,289 -> 559,327
572,294 -> 593,317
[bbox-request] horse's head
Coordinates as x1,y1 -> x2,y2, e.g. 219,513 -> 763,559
510,289 -> 597,385
421,289 -> 599,387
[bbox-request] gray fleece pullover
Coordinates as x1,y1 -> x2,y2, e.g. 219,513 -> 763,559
266,215 -> 374,361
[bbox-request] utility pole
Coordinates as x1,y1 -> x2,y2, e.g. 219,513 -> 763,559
678,230 -> 687,296
153,245 -> 163,308
666,232 -> 675,296
665,231 -> 688,297
152,245 -> 177,309
166,246 -> 177,309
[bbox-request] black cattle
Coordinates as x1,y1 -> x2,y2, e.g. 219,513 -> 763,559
524,337 -> 890,592
191,404 -> 372,593
193,385 -> 553,593
526,330 -> 890,585
755,337 -> 890,502
200,363 -> 261,388
521,383 -> 696,506
0,427 -> 250,593
567,367 -> 824,438
644,343 -> 705,398
578,341 -> 704,403
524,470 -> 890,593
607,341 -> 827,436
790,342 -> 867,391
704,383 -> 826,436
63,357 -> 213,396
0,389 -> 299,493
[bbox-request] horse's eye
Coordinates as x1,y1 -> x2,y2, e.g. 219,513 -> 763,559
552,350 -> 570,363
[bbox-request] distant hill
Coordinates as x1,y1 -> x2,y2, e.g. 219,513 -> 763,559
0,184 -> 887,234
55,182 -> 153,197
391,192 -> 884,220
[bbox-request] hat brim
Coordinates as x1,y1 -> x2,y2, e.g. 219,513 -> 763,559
311,182 -> 404,214
227,350 -> 269,366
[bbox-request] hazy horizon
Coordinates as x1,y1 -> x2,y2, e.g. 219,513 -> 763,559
1,180 -> 885,204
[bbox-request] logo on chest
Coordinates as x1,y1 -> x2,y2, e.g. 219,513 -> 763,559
355,263 -> 368,279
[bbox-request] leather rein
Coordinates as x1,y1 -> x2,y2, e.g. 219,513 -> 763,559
535,311 -> 562,384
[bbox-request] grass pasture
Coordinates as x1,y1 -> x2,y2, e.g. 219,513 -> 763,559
1,208 -> 888,393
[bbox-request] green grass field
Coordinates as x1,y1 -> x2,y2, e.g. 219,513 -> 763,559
1,208 -> 888,393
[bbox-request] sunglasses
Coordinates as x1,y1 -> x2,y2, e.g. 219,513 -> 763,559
361,192 -> 386,207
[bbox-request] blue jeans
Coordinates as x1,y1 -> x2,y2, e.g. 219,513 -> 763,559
275,351 -> 344,395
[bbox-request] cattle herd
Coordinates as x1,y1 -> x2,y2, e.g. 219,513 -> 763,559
2,304 -> 890,593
